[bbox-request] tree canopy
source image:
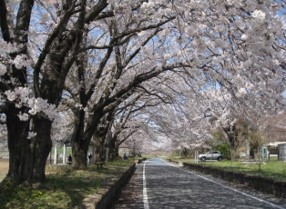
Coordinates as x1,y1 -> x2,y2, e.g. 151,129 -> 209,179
0,0 -> 286,184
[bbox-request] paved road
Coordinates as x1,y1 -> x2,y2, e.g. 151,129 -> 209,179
113,158 -> 286,209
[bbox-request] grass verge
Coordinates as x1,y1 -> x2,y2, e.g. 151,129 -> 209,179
169,158 -> 286,181
0,160 -> 134,209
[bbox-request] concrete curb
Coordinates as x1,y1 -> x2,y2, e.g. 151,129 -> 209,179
137,158 -> 147,164
82,163 -> 136,209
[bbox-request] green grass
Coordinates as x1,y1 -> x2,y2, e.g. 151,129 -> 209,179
169,158 -> 286,181
0,159 -> 135,209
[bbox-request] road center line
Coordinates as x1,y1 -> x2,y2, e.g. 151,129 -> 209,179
163,160 -> 286,209
143,161 -> 150,209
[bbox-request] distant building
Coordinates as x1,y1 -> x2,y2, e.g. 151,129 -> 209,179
261,113 -> 286,157
266,141 -> 286,156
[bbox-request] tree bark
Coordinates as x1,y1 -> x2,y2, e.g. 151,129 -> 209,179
4,105 -> 31,184
114,145 -> 119,159
31,116 -> 53,183
222,125 -> 240,160
72,142 -> 89,169
108,139 -> 117,160
93,131 -> 105,162
4,111 -> 53,185
71,109 -> 89,169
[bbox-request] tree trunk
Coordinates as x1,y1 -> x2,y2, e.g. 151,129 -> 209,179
93,131 -> 105,162
1,0 -> 35,184
31,116 -> 53,183
222,126 -> 239,160
72,142 -> 88,169
4,106 -> 31,184
108,138 -> 117,160
3,109 -> 51,185
71,109 -> 89,169
114,145 -> 119,159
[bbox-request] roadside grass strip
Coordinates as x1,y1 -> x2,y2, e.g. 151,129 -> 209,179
0,160 -> 134,209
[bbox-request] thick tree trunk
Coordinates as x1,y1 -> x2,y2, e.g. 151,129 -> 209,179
108,139 -> 117,160
4,106 -> 31,184
222,126 -> 239,160
114,145 -> 119,159
3,109 -> 52,185
72,142 -> 89,169
31,117 -> 52,183
4,115 -> 53,185
71,109 -> 89,169
93,131 -> 105,162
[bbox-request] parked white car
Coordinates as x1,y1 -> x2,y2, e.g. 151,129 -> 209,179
199,151 -> 223,161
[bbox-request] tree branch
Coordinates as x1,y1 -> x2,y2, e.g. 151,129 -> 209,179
84,0 -> 108,24
34,2 -> 76,97
0,0 -> 11,42
137,85 -> 172,104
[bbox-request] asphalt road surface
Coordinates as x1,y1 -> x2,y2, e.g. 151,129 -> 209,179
113,158 -> 286,209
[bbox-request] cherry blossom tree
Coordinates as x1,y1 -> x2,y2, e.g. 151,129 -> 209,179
1,0 -> 286,185
106,86 -> 172,159
0,0 -> 112,184
62,7 -> 184,168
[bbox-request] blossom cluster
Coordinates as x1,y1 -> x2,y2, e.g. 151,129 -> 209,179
4,87 -> 57,121
0,63 -> 6,76
13,54 -> 33,69
252,10 -> 266,22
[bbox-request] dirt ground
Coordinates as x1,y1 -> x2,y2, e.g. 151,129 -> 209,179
0,159 -> 9,181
